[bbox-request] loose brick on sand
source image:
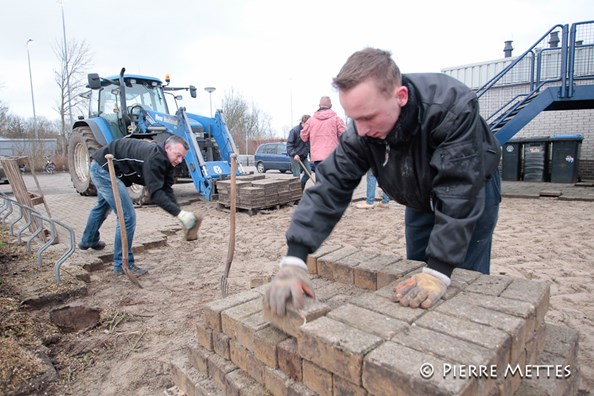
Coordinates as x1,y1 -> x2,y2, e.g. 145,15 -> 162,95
264,297 -> 331,338
376,259 -> 425,289
316,246 -> 360,281
333,249 -> 379,285
327,303 -> 409,340
306,245 -> 343,274
298,316 -> 383,385
363,341 -> 478,396
353,254 -> 401,290
203,289 -> 262,331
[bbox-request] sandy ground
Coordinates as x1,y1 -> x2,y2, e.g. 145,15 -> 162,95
2,173 -> 593,395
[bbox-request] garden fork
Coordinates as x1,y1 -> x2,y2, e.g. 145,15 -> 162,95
221,154 -> 238,297
105,154 -> 142,289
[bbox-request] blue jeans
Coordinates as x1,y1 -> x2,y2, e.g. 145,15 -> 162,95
404,170 -> 501,275
290,157 -> 312,190
311,161 -> 321,173
366,171 -> 389,205
80,161 -> 136,270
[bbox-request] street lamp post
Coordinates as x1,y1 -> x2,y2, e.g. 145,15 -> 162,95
26,39 -> 39,141
204,87 -> 216,117
59,0 -> 73,134
289,77 -> 293,134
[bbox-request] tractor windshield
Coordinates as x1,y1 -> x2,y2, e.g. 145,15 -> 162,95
125,80 -> 169,114
97,79 -> 169,116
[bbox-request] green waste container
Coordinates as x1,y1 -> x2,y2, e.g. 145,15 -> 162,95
501,138 -> 523,181
522,136 -> 550,182
549,134 -> 583,183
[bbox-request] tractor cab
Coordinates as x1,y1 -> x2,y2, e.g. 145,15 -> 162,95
86,69 -> 197,141
87,73 -> 169,140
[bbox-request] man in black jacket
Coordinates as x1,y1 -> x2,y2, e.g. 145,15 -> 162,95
265,48 -> 501,315
78,135 -> 202,276
286,114 -> 311,190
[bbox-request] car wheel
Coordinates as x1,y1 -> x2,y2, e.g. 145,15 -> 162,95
256,162 -> 266,173
280,169 -> 288,174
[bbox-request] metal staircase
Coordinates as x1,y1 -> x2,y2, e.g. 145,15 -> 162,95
476,20 -> 594,144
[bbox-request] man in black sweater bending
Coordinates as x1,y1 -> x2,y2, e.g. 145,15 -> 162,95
78,135 -> 202,276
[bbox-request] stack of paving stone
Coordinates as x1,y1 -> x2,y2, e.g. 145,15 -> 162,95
217,175 -> 302,212
169,245 -> 580,396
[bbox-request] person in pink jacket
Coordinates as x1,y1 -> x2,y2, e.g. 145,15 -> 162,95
300,96 -> 346,170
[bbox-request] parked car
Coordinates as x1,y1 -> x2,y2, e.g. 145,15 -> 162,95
254,142 -> 291,173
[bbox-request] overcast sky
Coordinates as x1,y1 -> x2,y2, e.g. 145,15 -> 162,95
1,0 -> 592,136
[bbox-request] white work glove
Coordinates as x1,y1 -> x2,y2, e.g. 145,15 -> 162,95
264,257 -> 315,317
177,210 -> 197,229
393,268 -> 451,309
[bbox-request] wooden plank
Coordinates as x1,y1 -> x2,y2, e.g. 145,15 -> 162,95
0,157 -> 49,241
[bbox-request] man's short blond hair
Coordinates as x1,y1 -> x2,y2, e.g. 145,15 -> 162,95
333,48 -> 401,97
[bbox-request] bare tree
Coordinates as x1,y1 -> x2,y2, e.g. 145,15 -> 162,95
53,38 -> 93,154
221,89 -> 273,154
2,114 -> 27,139
0,99 -> 9,133
1,114 -> 58,138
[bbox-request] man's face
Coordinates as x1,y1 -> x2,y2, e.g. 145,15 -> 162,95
339,79 -> 408,140
165,142 -> 188,167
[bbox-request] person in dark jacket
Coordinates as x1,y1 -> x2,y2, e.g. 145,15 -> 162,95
265,48 -> 501,315
78,135 -> 202,276
286,114 -> 312,190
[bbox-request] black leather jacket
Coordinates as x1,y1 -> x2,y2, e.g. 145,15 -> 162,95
286,123 -> 310,160
286,73 -> 501,276
93,137 -> 180,216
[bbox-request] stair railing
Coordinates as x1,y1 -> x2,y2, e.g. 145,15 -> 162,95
479,20 -> 594,133
567,20 -> 594,97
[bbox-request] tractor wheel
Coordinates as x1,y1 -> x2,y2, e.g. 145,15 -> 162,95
128,184 -> 152,206
68,126 -> 100,196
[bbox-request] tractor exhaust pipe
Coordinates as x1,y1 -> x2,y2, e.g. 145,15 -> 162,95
118,68 -> 131,127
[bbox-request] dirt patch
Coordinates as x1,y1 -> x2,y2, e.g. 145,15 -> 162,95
49,306 -> 102,333
0,236 -> 62,395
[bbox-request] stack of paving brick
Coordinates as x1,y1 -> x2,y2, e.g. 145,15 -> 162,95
217,176 -> 302,212
170,245 -> 580,396
217,180 -> 253,204
238,187 -> 266,208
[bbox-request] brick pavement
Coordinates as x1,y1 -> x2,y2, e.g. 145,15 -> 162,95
2,172 -> 592,242
500,180 -> 594,201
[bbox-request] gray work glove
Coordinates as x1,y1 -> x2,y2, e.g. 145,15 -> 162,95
264,257 -> 315,317
393,268 -> 450,309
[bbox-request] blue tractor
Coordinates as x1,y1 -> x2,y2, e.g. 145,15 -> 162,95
67,68 -> 242,202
